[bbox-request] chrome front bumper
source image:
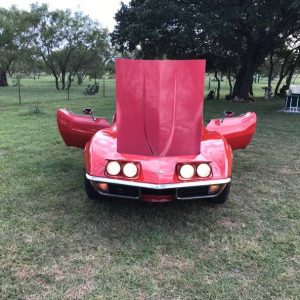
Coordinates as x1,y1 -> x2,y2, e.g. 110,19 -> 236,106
86,174 -> 231,201
86,174 -> 231,189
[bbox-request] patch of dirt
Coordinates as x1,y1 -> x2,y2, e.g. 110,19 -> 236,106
157,254 -> 195,271
218,218 -> 246,230
15,265 -> 35,280
65,282 -> 93,299
278,167 -> 299,175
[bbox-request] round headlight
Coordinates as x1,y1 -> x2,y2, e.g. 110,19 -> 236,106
106,161 -> 121,176
123,162 -> 138,178
196,163 -> 211,177
179,164 -> 195,179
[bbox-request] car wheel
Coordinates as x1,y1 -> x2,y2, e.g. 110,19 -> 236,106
209,183 -> 231,204
84,175 -> 100,200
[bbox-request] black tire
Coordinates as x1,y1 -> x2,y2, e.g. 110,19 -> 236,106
84,176 -> 100,200
209,183 -> 231,204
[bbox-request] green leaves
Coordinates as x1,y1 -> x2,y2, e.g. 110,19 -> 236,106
31,4 -> 110,90
0,5 -> 111,88
112,0 -> 300,98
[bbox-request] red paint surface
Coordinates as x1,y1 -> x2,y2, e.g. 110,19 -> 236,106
57,109 -> 110,148
206,112 -> 257,150
116,59 -> 206,156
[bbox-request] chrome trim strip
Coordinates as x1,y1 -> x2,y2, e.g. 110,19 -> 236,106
86,174 -> 231,189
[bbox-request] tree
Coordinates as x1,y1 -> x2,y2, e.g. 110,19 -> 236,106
112,0 -> 206,59
0,7 -> 38,86
112,0 -> 300,99
271,35 -> 300,95
32,4 -> 110,90
206,0 -> 300,99
66,32 -> 111,88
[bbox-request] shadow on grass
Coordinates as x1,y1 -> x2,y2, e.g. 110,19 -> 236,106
50,189 -> 225,240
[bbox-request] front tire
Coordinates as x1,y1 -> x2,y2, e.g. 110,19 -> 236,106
209,183 -> 231,204
84,175 -> 100,200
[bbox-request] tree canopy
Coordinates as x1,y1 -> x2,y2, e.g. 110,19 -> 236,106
32,4 -> 110,90
0,5 -> 111,88
0,7 -> 38,86
112,0 -> 300,99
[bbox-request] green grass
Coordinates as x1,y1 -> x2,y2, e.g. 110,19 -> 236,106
0,76 -> 300,299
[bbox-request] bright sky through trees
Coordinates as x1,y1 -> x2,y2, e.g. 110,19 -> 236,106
0,0 -> 129,31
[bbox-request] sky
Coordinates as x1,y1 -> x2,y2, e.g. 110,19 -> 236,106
0,0 -> 130,31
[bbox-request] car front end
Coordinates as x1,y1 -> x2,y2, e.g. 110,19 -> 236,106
84,128 -> 232,203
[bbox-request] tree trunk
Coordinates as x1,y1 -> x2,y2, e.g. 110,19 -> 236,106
227,71 -> 232,95
214,70 -> 221,100
268,50 -> 274,89
232,59 -> 258,100
0,70 -> 8,87
250,80 -> 254,96
61,70 -> 66,90
286,68 -> 295,88
275,76 -> 286,96
67,73 -> 72,90
54,75 -> 60,90
76,73 -> 83,85
274,55 -> 289,95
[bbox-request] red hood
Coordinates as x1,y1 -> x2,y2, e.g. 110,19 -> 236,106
116,59 -> 206,157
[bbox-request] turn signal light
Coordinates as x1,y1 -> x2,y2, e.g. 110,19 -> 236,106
208,185 -> 220,194
98,183 -> 109,191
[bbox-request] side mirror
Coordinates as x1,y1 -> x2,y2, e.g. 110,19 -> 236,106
221,110 -> 234,122
223,110 -> 234,118
83,108 -> 95,121
83,108 -> 93,115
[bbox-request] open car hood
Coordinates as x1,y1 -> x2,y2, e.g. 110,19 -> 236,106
116,59 -> 206,157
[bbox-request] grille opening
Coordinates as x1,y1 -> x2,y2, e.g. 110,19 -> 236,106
177,186 -> 209,199
106,184 -> 140,198
141,188 -> 175,196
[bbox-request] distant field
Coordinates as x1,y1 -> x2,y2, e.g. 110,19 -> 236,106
2,74 -> 300,106
0,76 -> 299,299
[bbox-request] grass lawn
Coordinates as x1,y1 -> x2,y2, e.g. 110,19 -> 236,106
0,76 -> 299,299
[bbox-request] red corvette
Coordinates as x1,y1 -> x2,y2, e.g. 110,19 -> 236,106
57,59 -> 256,204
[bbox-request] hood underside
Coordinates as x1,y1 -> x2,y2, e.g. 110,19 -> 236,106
116,59 -> 206,157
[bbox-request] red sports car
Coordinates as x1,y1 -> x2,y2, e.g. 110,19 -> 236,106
57,59 -> 256,204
